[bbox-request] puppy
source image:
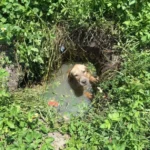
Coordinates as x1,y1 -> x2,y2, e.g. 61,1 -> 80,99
68,64 -> 99,99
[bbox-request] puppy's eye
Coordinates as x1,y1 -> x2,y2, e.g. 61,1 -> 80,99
75,74 -> 78,77
82,71 -> 86,73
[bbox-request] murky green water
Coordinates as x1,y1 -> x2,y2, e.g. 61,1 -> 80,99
43,64 -> 91,117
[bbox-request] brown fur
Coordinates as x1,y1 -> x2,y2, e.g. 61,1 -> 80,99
68,64 -> 99,100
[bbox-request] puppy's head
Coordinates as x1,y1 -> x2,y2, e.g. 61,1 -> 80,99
68,64 -> 90,87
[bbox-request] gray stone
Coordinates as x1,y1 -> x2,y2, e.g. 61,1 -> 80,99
48,132 -> 70,150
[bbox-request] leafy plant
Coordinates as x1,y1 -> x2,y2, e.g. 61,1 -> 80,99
0,69 -> 55,149
0,104 -> 54,149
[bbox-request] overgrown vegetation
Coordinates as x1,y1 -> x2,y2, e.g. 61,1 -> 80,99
0,69 -> 56,149
0,0 -> 150,149
63,44 -> 150,149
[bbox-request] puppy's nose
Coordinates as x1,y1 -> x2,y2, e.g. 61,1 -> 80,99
81,79 -> 86,84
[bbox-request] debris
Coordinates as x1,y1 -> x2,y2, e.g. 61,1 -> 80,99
48,100 -> 59,107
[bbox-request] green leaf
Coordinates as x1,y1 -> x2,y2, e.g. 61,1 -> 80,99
7,121 -> 15,129
107,3 -> 112,7
117,4 -> 121,8
138,89 -> 144,94
123,21 -> 130,26
100,120 -> 111,129
70,123 -> 76,131
1,17 -> 6,23
31,47 -> 39,52
33,56 -> 44,64
40,125 -> 49,134
25,132 -> 34,143
11,105 -> 21,115
129,0 -> 136,5
0,90 -> 9,97
118,142 -> 126,150
19,121 -> 26,128
108,112 -> 120,121
141,36 -> 147,42
40,143 -> 53,150
45,137 -> 54,143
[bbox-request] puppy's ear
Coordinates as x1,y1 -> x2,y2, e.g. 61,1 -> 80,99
85,66 -> 88,72
84,66 -> 89,73
67,69 -> 72,80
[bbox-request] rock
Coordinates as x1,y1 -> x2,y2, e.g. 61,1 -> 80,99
5,64 -> 24,91
48,132 -> 70,150
0,45 -> 24,91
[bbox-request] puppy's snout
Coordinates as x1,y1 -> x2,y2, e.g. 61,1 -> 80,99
79,76 -> 90,86
81,79 -> 86,85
